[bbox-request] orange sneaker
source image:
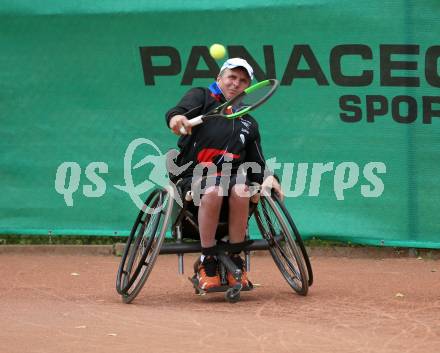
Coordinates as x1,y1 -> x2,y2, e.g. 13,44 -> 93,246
227,255 -> 250,288
197,256 -> 221,290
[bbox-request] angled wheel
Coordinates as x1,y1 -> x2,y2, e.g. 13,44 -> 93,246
271,194 -> 313,287
116,188 -> 172,303
254,194 -> 309,296
115,188 -> 161,295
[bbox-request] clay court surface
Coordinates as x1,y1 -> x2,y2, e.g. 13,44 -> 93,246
0,252 -> 439,353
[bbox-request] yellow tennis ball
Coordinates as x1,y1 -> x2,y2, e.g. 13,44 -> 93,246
209,44 -> 226,60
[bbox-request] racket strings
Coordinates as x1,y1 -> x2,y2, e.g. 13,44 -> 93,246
224,81 -> 277,115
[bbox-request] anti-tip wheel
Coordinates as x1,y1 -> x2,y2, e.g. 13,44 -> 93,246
225,288 -> 241,303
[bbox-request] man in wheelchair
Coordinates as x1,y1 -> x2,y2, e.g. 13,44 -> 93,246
166,58 -> 282,292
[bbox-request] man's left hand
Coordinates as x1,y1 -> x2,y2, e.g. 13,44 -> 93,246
261,175 -> 284,201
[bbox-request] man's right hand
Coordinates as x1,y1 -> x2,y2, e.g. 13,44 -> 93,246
169,115 -> 192,135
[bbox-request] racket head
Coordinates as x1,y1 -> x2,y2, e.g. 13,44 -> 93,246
220,79 -> 279,119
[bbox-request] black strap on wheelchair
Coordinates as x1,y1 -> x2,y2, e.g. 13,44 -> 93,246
201,245 -> 218,256
202,241 -> 254,256
217,240 -> 254,254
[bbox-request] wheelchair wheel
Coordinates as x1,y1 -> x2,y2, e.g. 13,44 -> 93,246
271,194 -> 313,287
115,189 -> 161,295
254,194 -> 309,296
115,188 -> 172,303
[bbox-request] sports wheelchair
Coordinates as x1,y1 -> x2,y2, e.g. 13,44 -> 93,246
116,182 -> 313,304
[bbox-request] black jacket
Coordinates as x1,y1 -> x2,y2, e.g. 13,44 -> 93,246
165,87 -> 266,184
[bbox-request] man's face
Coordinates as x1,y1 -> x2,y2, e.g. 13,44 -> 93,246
216,67 -> 251,100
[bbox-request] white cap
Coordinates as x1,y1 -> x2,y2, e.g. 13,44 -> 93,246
220,58 -> 254,80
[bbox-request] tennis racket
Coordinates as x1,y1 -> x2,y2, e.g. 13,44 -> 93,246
179,79 -> 279,134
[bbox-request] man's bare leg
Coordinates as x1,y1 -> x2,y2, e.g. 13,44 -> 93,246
227,184 -> 251,287
228,184 -> 250,244
198,186 -> 223,248
196,186 -> 224,290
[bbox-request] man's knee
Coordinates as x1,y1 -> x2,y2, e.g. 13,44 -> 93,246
230,184 -> 250,201
200,187 -> 223,208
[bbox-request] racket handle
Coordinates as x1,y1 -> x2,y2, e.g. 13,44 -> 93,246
179,115 -> 203,134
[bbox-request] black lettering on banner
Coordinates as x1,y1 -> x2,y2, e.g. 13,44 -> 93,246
181,46 -> 219,85
423,96 -> 440,124
138,45 -> 439,126
380,45 -> 420,87
139,46 -> 181,85
330,44 -> 373,86
339,95 -> 362,122
426,46 -> 440,87
281,45 -> 329,86
228,45 -> 276,80
366,95 -> 388,122
392,95 -> 417,123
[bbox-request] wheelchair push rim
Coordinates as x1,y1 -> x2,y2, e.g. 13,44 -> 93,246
254,194 -> 309,296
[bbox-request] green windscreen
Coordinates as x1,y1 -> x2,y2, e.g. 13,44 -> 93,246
1,0 -> 439,248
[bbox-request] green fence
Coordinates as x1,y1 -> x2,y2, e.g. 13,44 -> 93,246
1,0 -> 439,248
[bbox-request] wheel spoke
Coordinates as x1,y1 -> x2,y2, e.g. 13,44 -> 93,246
272,238 -> 301,279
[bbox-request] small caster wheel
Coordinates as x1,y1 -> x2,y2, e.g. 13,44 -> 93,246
225,288 -> 241,303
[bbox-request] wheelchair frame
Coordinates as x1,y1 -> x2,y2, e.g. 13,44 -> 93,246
116,184 -> 313,304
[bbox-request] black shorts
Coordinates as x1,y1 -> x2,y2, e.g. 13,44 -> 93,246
173,175 -> 256,240
177,174 -> 250,200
